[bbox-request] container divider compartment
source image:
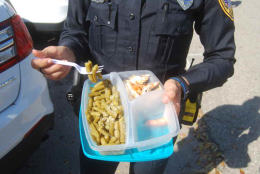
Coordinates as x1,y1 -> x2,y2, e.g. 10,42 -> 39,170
118,70 -> 163,102
81,74 -> 131,155
110,72 -> 132,146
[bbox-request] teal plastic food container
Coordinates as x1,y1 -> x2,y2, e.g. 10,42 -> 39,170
80,70 -> 180,161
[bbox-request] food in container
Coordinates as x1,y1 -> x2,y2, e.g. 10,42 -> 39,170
85,80 -> 126,146
124,74 -> 161,100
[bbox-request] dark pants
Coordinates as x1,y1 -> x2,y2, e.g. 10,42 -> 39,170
79,147 -> 170,174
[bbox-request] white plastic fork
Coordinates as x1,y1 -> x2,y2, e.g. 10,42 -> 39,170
51,59 -> 104,75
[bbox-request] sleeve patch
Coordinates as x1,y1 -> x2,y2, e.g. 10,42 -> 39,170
218,0 -> 234,21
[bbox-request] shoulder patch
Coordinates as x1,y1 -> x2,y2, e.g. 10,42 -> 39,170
218,0 -> 234,21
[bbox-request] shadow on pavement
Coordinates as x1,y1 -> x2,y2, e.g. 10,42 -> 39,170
166,96 -> 260,174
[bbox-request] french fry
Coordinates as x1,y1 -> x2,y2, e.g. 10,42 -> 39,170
91,135 -> 100,145
109,137 -> 117,144
98,127 -> 110,137
91,81 -> 105,92
101,137 -> 107,145
91,85 -> 105,93
93,100 -> 101,108
114,121 -> 120,139
90,123 -> 100,143
85,61 -> 94,82
97,73 -> 103,80
109,122 -> 114,136
94,95 -> 106,101
86,112 -> 93,123
114,130 -> 120,139
92,106 -> 101,112
98,119 -> 105,128
89,92 -> 102,97
104,135 -> 110,142
93,122 -> 99,131
93,114 -> 100,124
91,111 -> 101,117
88,97 -> 93,109
92,64 -> 99,83
105,124 -> 110,131
119,117 -> 125,143
101,110 -> 108,117
105,88 -> 111,100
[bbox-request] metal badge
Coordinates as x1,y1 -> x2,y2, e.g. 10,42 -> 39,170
91,0 -> 105,3
177,0 -> 193,10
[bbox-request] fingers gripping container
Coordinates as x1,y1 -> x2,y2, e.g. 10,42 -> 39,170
81,70 -> 180,158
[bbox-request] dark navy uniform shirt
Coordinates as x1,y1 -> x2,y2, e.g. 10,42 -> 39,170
59,0 -> 236,93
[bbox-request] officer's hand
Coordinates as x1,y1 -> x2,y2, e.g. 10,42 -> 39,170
147,79 -> 182,126
31,46 -> 76,80
162,79 -> 182,114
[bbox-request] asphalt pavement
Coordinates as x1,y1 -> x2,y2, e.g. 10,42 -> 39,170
17,0 -> 260,174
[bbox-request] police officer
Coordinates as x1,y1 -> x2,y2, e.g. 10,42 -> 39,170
31,0 -> 236,173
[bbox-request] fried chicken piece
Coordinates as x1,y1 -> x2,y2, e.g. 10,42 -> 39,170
142,82 -> 160,93
128,74 -> 150,85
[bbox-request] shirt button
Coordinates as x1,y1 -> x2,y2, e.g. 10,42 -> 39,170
128,46 -> 134,52
94,16 -> 98,21
129,13 -> 135,20
177,27 -> 182,33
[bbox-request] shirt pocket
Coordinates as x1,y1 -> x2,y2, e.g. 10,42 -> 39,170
153,0 -> 194,36
86,2 -> 118,58
154,12 -> 193,36
147,3 -> 194,65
